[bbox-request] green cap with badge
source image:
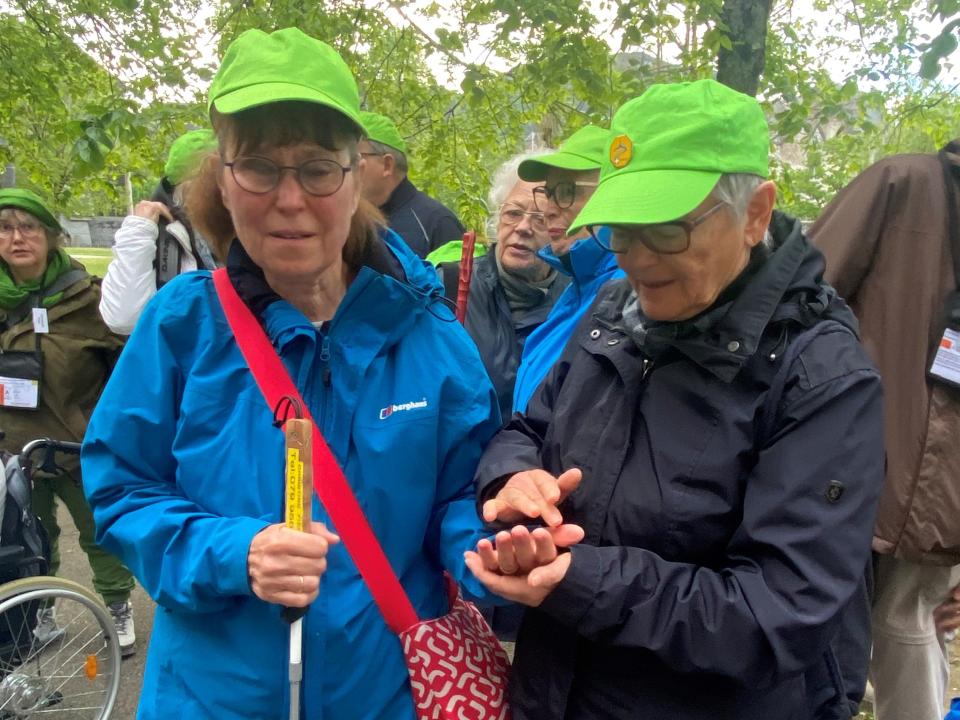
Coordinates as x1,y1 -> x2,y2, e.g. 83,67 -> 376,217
359,111 -> 408,155
570,79 -> 770,232
207,27 -> 366,136
518,125 -> 608,181
0,188 -> 61,232
164,129 -> 217,185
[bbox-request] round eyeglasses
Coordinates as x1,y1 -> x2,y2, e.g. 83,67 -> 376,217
499,204 -> 546,231
532,181 -> 599,211
589,202 -> 726,254
0,221 -> 44,239
223,156 -> 353,197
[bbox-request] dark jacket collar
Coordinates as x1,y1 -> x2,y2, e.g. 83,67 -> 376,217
225,232 -> 406,317
382,177 -> 418,214
593,211 -> 855,382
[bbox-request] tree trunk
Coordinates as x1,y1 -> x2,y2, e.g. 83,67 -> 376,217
716,0 -> 774,96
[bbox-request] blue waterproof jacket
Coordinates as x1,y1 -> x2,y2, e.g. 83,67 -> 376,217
512,231 -> 624,413
82,229 -> 501,720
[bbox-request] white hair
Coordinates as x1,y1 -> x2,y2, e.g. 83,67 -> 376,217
485,148 -> 549,238
711,173 -> 771,246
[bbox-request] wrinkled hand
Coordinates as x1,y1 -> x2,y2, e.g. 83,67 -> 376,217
482,468 -> 582,527
934,583 -> 960,635
463,523 -> 583,607
247,522 -> 339,607
132,200 -> 174,224
465,544 -> 572,608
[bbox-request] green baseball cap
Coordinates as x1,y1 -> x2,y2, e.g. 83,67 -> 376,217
208,27 -> 365,135
0,188 -> 60,232
518,125 -> 608,181
359,111 -> 408,155
570,79 -> 770,232
164,129 -> 217,185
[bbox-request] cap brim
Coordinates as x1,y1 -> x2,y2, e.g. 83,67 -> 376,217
569,169 -> 721,232
518,151 -> 602,181
212,82 -> 367,135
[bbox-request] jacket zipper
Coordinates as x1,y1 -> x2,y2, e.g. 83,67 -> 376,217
317,333 -> 332,431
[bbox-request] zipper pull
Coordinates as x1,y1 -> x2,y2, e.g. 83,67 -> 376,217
319,334 -> 331,363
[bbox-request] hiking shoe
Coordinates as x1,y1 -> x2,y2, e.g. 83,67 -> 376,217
33,607 -> 65,646
108,600 -> 135,657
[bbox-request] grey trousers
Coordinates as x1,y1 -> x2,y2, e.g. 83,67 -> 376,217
871,554 -> 960,720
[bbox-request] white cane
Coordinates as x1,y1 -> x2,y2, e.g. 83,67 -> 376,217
283,417 -> 313,720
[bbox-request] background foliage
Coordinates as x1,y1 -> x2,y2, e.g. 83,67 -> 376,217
1,0 -> 959,230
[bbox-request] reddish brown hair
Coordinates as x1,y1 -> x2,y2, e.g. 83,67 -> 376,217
185,101 -> 383,267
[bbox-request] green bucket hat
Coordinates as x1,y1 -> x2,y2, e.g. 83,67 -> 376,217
208,27 -> 365,135
359,111 -> 408,155
0,188 -> 60,232
518,125 -> 608,181
164,129 -> 217,185
570,79 -> 770,232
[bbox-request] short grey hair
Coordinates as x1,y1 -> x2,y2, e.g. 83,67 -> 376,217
367,139 -> 408,175
711,173 -> 771,246
711,173 -> 765,219
486,149 -> 548,237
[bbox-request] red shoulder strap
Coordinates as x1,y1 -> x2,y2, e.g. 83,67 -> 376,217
212,268 -> 419,633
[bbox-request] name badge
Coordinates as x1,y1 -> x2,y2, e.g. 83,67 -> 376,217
31,308 -> 48,334
930,327 -> 960,387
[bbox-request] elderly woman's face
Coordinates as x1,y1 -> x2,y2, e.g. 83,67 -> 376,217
495,180 -> 550,280
539,167 -> 599,256
219,141 -> 360,283
0,209 -> 49,282
615,183 -> 774,322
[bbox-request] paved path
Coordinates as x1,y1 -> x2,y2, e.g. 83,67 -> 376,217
56,504 -> 151,719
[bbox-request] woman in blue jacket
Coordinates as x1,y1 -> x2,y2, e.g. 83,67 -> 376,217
81,28 -> 567,719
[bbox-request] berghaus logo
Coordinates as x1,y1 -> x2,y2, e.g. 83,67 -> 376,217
379,398 -> 428,420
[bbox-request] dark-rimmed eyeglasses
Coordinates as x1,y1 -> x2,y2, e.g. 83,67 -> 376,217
532,181 -> 599,210
589,202 -> 726,254
223,156 -> 353,197
0,221 -> 43,239
499,204 -> 546,231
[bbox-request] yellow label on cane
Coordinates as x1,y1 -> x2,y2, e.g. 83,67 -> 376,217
285,448 -> 305,531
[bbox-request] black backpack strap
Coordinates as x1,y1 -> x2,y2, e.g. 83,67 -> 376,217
437,261 -> 461,300
937,141 -> 960,292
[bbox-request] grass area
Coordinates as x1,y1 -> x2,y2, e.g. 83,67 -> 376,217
65,246 -> 112,278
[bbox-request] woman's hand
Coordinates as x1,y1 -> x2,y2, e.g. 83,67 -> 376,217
247,521 -> 339,607
933,583 -> 960,636
464,545 -> 572,607
482,468 -> 582,527
463,523 -> 583,607
133,200 -> 174,225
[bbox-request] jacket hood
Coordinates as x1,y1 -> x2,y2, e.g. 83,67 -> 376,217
594,211 -> 858,382
537,229 -> 620,287
227,225 -> 444,313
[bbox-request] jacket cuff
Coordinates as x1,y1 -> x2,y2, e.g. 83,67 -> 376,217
219,517 -> 272,597
537,544 -> 603,628
120,214 -> 160,235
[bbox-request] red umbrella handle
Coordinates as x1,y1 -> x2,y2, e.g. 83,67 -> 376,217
455,230 -> 476,324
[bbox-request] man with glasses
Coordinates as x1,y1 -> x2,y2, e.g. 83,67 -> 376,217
356,111 -> 464,258
466,80 -> 884,720
512,126 -> 625,413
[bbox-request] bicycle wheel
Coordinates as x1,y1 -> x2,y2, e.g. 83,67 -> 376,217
0,576 -> 120,719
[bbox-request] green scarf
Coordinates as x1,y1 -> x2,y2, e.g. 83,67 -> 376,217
0,249 -> 75,310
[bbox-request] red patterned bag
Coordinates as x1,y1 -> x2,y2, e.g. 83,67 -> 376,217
401,576 -> 510,720
213,269 -> 511,720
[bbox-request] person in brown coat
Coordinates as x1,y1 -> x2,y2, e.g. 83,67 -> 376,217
809,142 -> 960,720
